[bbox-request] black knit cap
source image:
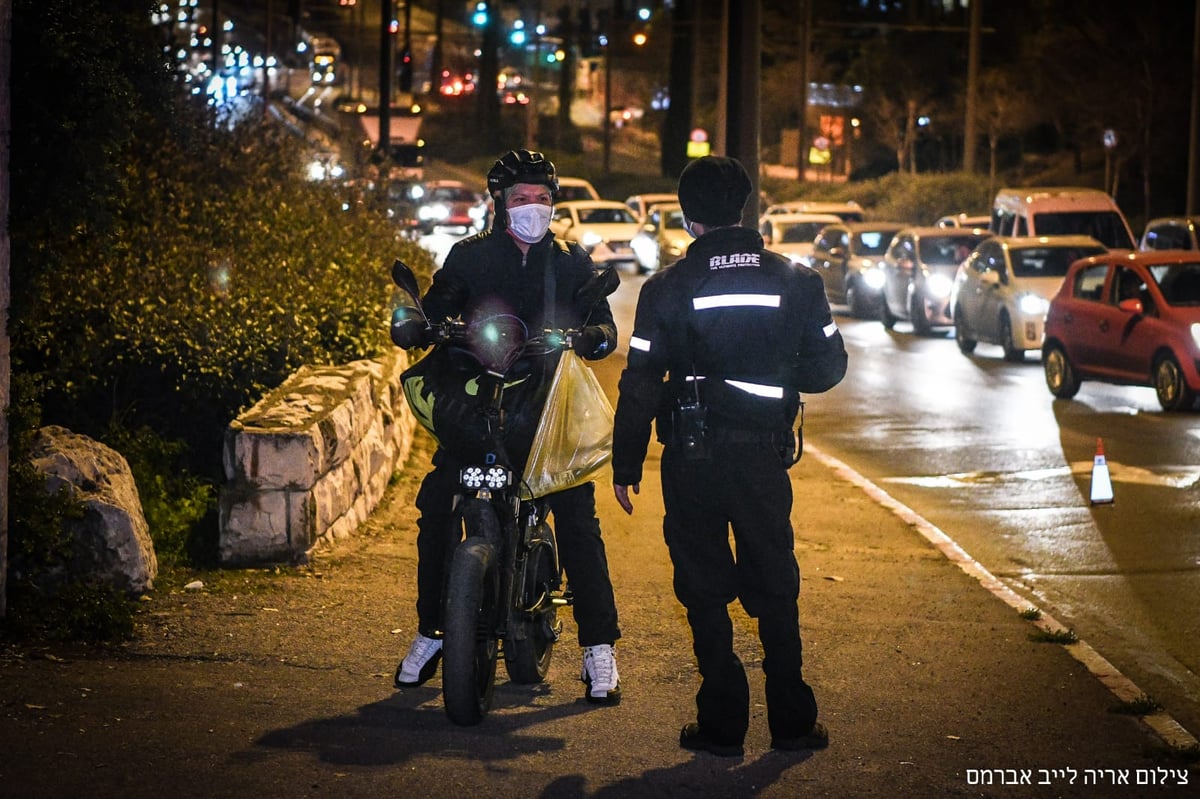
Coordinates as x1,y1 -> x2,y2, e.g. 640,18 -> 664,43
677,155 -> 751,226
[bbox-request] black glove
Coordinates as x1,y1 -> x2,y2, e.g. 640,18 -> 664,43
390,312 -> 432,349
573,325 -> 611,359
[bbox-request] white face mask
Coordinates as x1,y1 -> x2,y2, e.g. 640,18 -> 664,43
683,216 -> 699,239
507,203 -> 553,243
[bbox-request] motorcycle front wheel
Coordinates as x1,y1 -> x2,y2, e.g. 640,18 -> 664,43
442,537 -> 500,726
504,534 -> 561,684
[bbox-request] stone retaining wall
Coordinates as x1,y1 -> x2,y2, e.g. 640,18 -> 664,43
218,351 -> 416,565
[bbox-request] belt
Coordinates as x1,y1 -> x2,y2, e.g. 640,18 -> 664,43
707,428 -> 787,445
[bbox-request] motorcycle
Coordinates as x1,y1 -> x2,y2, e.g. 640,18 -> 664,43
389,258 -> 616,726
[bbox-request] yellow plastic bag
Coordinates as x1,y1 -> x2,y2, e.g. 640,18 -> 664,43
521,350 -> 615,499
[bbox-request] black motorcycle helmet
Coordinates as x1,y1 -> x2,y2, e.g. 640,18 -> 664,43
486,150 -> 559,233
487,149 -> 559,196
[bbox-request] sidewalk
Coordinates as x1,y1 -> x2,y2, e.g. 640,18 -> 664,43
0,424 -> 1196,797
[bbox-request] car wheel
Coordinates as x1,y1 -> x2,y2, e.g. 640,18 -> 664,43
847,280 -> 870,318
954,307 -> 976,354
910,291 -> 932,336
880,294 -> 897,330
1043,343 -> 1081,399
1153,353 -> 1196,411
1000,315 -> 1025,362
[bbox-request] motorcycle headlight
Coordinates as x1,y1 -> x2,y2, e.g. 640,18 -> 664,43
1017,292 -> 1049,317
461,465 -> 486,489
460,464 -> 512,490
484,465 -> 511,489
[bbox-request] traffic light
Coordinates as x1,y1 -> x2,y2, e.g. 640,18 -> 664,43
472,1 -> 488,27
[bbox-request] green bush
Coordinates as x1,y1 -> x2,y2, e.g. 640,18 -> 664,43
762,171 -> 995,227
9,0 -> 439,589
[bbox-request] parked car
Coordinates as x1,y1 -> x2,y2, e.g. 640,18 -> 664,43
631,202 -> 690,274
761,200 -> 865,222
1043,250 -> 1200,411
808,221 -> 905,317
411,180 -> 488,236
549,200 -> 641,267
1140,217 -> 1199,251
880,227 -> 991,334
936,212 -> 990,229
625,192 -> 678,223
759,212 -> 842,266
555,176 -> 602,203
950,235 -> 1107,361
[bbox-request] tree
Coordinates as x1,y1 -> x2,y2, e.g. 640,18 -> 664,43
975,67 -> 1034,198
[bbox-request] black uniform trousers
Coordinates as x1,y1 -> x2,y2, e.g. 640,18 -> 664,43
661,438 -> 818,747
414,448 -> 621,648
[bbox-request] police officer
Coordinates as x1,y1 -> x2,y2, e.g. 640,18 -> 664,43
611,155 -> 847,755
393,149 -> 623,704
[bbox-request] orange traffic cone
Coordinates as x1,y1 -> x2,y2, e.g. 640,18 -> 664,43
1090,438 -> 1114,505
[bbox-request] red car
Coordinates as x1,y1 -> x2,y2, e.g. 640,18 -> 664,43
1042,251 -> 1200,411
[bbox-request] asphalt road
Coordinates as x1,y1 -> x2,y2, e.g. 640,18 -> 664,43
1,274 -> 1196,798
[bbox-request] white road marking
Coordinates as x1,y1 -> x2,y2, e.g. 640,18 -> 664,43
805,441 -> 1199,753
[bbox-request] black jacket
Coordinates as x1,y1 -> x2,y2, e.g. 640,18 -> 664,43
418,227 -> 619,466
612,225 -> 847,486
425,227 -> 618,362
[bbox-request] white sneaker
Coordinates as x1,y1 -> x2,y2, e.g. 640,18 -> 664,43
581,644 -> 621,704
394,633 -> 442,688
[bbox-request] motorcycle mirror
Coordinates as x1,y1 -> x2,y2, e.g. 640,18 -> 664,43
391,259 -> 422,303
390,259 -> 428,323
574,264 -> 620,308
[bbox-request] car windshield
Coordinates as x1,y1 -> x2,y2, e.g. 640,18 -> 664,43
558,186 -> 595,202
1144,224 -> 1195,250
919,234 -> 988,265
779,222 -> 827,243
1011,246 -> 1106,278
579,207 -> 635,224
854,230 -> 895,255
1033,211 -> 1135,249
428,187 -> 476,203
1149,262 -> 1200,306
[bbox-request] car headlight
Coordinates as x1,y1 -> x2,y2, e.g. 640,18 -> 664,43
631,235 -> 656,265
925,273 -> 954,299
581,231 -> 604,249
418,204 -> 450,222
1016,292 -> 1049,316
861,266 -> 886,290
1191,322 -> 1200,350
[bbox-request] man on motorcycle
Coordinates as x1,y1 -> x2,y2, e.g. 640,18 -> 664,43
391,149 -> 623,705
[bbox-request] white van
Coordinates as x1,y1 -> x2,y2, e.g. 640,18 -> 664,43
991,187 -> 1136,250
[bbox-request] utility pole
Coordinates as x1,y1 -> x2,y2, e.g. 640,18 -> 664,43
725,0 -> 760,223
263,0 -> 272,106
796,0 -> 811,183
962,0 -> 982,173
1188,0 -> 1200,215
603,0 -> 614,173
211,0 -> 222,79
379,0 -> 393,157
